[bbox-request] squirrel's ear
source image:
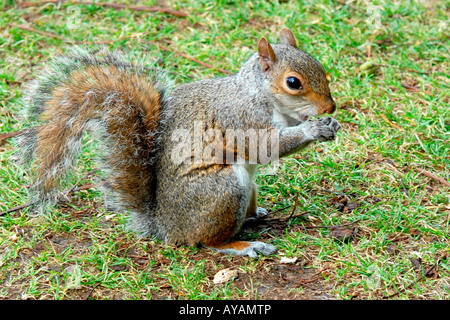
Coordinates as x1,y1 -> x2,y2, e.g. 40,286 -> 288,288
280,28 -> 297,48
258,37 -> 277,72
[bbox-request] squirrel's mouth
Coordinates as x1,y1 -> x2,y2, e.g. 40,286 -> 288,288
298,114 -> 309,122
294,107 -> 318,122
295,112 -> 311,122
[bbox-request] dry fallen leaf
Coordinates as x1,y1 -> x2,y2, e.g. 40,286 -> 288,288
410,258 -> 422,271
213,268 -> 238,284
330,225 -> 356,242
280,257 -> 298,264
386,243 -> 400,255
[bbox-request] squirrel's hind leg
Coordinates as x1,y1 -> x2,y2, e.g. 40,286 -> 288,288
245,182 -> 268,222
203,182 -> 277,258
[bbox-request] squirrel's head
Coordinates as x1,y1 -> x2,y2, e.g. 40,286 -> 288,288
256,28 -> 336,125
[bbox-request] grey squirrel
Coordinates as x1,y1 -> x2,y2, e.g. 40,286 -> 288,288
18,28 -> 341,258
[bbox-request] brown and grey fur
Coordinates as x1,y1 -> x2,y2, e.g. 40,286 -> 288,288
18,29 -> 340,258
19,47 -> 168,212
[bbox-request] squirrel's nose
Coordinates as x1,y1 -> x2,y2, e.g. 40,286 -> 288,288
325,98 -> 336,114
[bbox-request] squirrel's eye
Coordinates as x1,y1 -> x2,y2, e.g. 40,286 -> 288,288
286,76 -> 302,90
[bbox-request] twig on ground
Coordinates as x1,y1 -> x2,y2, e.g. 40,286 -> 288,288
17,1 -> 187,17
414,168 -> 450,187
0,128 -> 28,146
0,201 -> 39,217
398,178 -> 409,195
282,266 -> 331,289
268,205 -> 292,216
281,275 -> 314,290
386,259 -> 441,299
377,64 -> 431,75
320,188 -> 349,198
66,183 -> 94,194
15,24 -> 145,45
312,266 -> 332,277
286,192 -> 299,221
15,24 -> 63,40
379,113 -> 403,131
82,283 -> 100,300
265,193 -> 310,222
84,33 -> 144,45
367,149 -> 449,188
66,168 -> 99,194
303,224 -> 329,229
340,219 -> 361,227
0,180 -> 96,217
266,212 -> 310,223
13,25 -> 232,75
305,219 -> 361,230
151,40 -> 233,75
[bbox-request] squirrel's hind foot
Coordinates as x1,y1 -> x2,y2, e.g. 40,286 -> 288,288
206,240 -> 277,258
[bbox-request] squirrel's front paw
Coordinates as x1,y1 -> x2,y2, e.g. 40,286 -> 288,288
316,117 -> 341,141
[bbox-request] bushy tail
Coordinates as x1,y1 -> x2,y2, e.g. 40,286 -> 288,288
19,47 -> 166,212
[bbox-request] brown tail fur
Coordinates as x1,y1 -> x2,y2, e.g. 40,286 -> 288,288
19,47 -> 165,212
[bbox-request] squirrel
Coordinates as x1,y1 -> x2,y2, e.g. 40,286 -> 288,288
18,28 -> 341,258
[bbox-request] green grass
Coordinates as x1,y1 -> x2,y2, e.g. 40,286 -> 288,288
1,0 -> 449,300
